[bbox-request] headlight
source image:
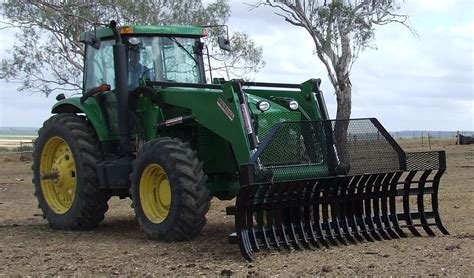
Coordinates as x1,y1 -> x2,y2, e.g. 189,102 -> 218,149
288,100 -> 299,110
257,101 -> 271,112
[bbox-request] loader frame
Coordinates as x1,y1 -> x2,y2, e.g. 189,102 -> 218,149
228,118 -> 449,261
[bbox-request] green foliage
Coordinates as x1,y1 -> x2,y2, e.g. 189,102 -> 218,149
0,0 -> 264,95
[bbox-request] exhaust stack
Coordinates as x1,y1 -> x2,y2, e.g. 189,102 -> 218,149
109,20 -> 131,155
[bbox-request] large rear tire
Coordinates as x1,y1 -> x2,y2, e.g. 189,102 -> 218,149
131,137 -> 211,241
32,114 -> 109,229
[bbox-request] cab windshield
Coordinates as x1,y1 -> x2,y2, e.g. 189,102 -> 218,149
127,36 -> 202,87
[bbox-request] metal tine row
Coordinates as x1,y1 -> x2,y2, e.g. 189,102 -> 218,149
234,169 -> 449,261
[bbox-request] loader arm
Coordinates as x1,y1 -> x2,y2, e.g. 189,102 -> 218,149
154,83 -> 254,166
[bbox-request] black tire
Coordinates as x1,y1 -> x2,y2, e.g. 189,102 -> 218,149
32,113 -> 109,230
131,137 -> 211,241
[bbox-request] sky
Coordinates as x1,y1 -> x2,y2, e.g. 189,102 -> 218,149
0,0 -> 473,131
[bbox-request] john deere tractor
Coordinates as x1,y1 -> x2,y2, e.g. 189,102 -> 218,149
33,21 -> 449,260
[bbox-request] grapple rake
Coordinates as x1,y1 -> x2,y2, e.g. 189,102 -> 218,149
227,119 -> 449,261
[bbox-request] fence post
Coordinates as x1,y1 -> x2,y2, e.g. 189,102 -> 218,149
20,141 -> 24,159
428,132 -> 432,150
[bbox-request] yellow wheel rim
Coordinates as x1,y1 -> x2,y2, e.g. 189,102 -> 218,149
139,163 -> 171,223
40,137 -> 77,214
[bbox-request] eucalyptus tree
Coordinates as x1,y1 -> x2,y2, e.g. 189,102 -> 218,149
0,0 -> 264,95
258,0 -> 413,158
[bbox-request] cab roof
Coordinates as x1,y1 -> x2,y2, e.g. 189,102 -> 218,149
79,25 -> 207,41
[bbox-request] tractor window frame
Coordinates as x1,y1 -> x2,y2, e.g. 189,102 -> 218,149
83,40 -> 116,93
82,35 -> 207,93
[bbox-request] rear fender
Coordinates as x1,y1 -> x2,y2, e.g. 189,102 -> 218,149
52,97 -> 114,141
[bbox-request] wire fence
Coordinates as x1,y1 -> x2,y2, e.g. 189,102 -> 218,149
388,131 -> 474,149
389,131 -> 474,140
0,140 -> 34,158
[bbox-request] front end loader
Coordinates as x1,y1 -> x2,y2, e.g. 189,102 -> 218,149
32,21 -> 449,261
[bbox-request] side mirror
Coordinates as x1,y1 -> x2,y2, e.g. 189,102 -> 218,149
56,94 -> 66,101
84,31 -> 101,50
218,36 -> 231,52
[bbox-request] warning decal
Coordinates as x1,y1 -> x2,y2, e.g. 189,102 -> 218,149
217,97 -> 235,121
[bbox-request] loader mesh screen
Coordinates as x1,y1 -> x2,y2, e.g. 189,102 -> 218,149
253,119 -> 402,180
405,151 -> 445,171
256,111 -> 301,140
250,119 -> 446,183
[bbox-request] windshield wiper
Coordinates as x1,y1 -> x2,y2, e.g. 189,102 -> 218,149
167,37 -> 199,65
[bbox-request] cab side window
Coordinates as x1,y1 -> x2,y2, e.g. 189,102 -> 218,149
84,40 -> 115,92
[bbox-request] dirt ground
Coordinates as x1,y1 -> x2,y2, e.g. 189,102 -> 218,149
0,139 -> 473,276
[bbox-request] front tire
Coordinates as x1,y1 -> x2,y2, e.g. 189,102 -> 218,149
32,114 -> 109,230
131,137 -> 211,241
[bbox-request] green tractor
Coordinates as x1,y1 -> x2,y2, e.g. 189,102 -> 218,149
33,21 -> 449,260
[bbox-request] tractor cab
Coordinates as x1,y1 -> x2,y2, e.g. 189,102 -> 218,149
81,25 -> 208,93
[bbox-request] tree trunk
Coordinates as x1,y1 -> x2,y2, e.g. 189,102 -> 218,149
333,78 -> 352,166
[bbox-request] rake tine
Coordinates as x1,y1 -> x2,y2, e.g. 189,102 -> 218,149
372,173 -> 391,240
256,184 -> 272,249
356,174 -> 374,242
235,185 -> 256,261
338,176 -> 357,244
416,170 -> 436,236
287,183 -> 304,250
239,229 -> 255,261
303,182 -> 321,249
275,183 -> 292,250
380,172 -> 400,239
295,181 -> 312,249
329,177 -> 348,245
246,185 -> 261,251
402,171 -> 422,237
431,170 -> 449,235
347,175 -> 365,242
303,181 -> 319,248
389,172 -> 406,237
312,180 -> 330,248
320,179 -> 339,246
268,183 -> 283,250
363,174 -> 383,241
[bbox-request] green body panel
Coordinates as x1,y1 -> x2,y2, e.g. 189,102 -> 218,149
51,97 -> 116,141
245,79 -> 324,122
135,96 -> 162,141
157,83 -> 253,167
52,78 -> 327,199
79,25 -> 206,41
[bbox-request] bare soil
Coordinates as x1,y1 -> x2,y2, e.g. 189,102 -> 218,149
0,139 -> 473,276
